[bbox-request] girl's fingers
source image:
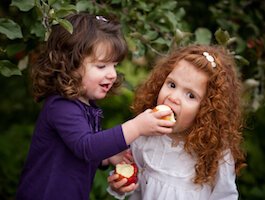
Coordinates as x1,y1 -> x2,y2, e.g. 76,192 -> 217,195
123,151 -> 134,163
123,157 -> 132,164
156,126 -> 173,135
144,108 -> 152,113
158,119 -> 175,127
107,174 -> 119,182
118,183 -> 138,193
112,178 -> 128,189
153,110 -> 172,119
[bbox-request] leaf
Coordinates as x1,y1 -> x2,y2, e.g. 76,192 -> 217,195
0,60 -> 22,77
30,21 -> 46,38
164,11 -> 178,30
195,28 -> 212,45
58,4 -> 77,12
0,18 -> 23,39
58,19 -> 73,34
11,0 -> 35,12
138,1 -> 151,12
160,1 -> 177,10
151,38 -> 170,46
143,31 -> 158,41
48,0 -> 58,5
234,55 -> 250,66
76,1 -> 94,12
175,28 -> 192,43
54,8 -> 76,18
175,8 -> 186,20
214,28 -> 230,45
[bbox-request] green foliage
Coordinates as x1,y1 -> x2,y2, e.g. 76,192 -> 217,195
0,18 -> 22,39
0,0 -> 264,199
0,60 -> 22,77
238,105 -> 265,199
0,124 -> 33,199
11,0 -> 35,12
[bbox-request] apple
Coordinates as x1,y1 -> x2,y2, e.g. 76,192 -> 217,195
153,105 -> 176,122
114,163 -> 138,186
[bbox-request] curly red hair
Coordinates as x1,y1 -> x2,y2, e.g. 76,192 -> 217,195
132,44 -> 246,186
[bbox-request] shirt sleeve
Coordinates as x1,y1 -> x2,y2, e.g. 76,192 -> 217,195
46,96 -> 128,162
209,151 -> 238,200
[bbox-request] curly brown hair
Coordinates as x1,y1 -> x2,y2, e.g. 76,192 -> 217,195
132,44 -> 246,186
31,13 -> 127,102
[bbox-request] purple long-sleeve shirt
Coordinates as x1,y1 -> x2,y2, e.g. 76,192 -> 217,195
16,95 -> 128,200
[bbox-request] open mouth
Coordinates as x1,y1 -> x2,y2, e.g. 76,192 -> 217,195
170,109 -> 177,122
172,111 -> 177,122
167,106 -> 177,122
100,83 -> 110,91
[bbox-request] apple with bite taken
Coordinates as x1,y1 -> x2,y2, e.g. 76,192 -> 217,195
114,163 -> 138,186
153,105 -> 176,122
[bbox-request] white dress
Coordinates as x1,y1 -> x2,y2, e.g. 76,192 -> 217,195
127,135 -> 238,200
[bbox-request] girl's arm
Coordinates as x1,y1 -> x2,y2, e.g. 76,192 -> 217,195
48,96 -> 173,162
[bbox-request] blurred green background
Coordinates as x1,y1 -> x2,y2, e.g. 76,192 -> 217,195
0,0 -> 264,199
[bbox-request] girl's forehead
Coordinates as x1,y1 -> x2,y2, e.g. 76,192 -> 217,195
91,41 -> 119,62
169,60 -> 208,86
93,42 -> 111,61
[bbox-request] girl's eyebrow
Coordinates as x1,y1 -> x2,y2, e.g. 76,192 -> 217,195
165,76 -> 174,82
93,60 -> 118,64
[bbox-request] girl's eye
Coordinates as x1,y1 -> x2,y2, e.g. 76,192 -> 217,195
187,92 -> 195,99
167,81 -> 176,88
96,65 -> 106,69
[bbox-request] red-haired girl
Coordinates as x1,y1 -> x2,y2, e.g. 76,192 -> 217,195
108,44 -> 246,200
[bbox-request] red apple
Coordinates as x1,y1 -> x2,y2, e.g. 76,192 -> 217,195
114,163 -> 138,186
153,105 -> 176,122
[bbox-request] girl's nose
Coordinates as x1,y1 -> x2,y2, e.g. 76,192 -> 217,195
107,65 -> 117,79
168,94 -> 181,105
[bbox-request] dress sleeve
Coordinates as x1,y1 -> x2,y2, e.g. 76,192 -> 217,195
46,97 -> 128,162
107,137 -> 145,199
106,171 -> 134,199
130,136 -> 147,168
209,151 -> 238,200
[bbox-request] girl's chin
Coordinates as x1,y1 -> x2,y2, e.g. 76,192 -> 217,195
95,94 -> 108,100
172,125 -> 187,133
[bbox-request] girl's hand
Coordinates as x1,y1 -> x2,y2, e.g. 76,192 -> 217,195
134,108 -> 175,136
122,108 -> 175,145
108,149 -> 134,165
122,149 -> 134,164
107,173 -> 138,194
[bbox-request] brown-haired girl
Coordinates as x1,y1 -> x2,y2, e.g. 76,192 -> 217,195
16,13 -> 175,200
108,44 -> 246,200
